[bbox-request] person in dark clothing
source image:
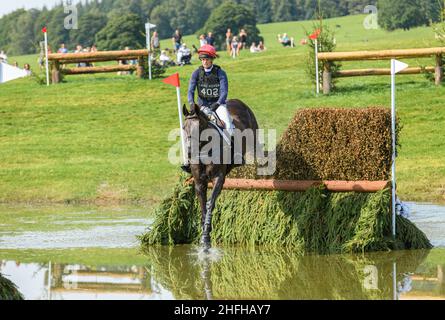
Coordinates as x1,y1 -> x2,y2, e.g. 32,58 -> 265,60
172,29 -> 183,52
182,44 -> 234,173
205,32 -> 216,47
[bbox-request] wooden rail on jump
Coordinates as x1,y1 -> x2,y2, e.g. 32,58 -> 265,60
318,47 -> 445,94
187,178 -> 389,193
48,49 -> 149,83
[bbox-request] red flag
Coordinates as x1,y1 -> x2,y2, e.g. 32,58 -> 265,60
162,73 -> 180,87
309,29 -> 321,40
42,26 -> 47,33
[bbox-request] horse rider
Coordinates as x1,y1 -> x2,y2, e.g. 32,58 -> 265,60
182,44 -> 235,173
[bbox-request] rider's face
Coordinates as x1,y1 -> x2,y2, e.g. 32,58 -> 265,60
200,58 -> 213,69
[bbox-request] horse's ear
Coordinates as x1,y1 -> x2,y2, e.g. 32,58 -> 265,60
191,103 -> 200,116
183,104 -> 190,117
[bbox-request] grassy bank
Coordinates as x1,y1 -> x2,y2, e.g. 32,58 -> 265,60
1,14 -> 444,205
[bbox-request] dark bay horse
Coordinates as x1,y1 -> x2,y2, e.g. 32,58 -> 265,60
182,99 -> 259,251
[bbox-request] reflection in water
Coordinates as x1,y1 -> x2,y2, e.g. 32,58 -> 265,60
1,247 -> 445,300
142,246 -> 444,300
0,260 -> 153,300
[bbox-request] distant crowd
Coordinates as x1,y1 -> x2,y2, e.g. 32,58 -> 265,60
1,27 -> 298,77
150,28 -> 272,66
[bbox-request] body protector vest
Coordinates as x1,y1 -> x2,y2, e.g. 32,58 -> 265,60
197,65 -> 221,103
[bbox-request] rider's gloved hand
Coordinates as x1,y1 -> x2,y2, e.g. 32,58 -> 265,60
210,102 -> 220,112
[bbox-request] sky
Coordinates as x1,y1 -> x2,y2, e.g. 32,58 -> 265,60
0,0 -> 87,18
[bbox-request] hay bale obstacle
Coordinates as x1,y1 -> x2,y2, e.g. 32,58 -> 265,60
139,108 -> 432,253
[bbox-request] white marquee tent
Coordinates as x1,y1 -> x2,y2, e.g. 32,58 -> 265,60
0,62 -> 30,84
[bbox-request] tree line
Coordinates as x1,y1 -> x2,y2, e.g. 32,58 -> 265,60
0,0 -> 442,55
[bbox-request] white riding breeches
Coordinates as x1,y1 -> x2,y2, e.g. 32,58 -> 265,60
215,104 -> 235,137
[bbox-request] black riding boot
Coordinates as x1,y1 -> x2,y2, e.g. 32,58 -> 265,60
181,164 -> 191,174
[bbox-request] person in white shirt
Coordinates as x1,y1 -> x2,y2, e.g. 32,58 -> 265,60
0,50 -> 8,63
177,44 -> 192,65
250,42 -> 260,53
159,50 -> 172,66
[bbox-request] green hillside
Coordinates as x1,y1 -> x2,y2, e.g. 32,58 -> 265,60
1,15 -> 444,205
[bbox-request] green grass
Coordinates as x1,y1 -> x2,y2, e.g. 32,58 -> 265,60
1,14 -> 444,205
0,248 -> 148,266
0,204 -> 148,233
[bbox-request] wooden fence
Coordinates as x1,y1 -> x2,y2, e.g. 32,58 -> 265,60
48,49 -> 149,83
318,47 -> 445,94
186,178 -> 389,193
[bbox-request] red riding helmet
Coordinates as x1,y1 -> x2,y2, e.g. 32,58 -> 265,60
198,44 -> 217,59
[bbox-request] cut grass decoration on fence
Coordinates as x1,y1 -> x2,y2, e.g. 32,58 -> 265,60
139,108 -> 432,253
0,274 -> 24,300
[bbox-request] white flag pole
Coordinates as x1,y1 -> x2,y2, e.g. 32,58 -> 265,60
391,59 -> 397,239
44,31 -> 50,86
176,85 -> 187,165
145,22 -> 156,81
315,38 -> 319,95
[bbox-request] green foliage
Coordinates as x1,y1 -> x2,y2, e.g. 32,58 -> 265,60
69,12 -> 108,47
305,22 -> 341,90
0,274 -> 24,300
378,0 -> 442,31
96,13 -> 145,50
275,108 -> 399,181
199,1 -> 263,50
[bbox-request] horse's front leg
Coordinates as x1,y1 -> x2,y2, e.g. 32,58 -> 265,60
202,172 -> 226,248
194,178 -> 208,235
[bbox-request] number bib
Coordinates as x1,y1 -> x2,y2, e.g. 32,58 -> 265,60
197,65 -> 221,101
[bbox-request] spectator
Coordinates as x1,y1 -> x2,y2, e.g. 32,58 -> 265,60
83,47 -> 93,67
172,29 -> 182,52
57,43 -> 68,54
225,28 -> 233,55
231,36 -> 240,59
206,32 -> 215,47
13,61 -> 19,67
199,34 -> 207,47
38,42 -> 45,70
239,29 -> 247,50
151,31 -> 160,56
24,63 -> 32,75
90,44 -> 98,53
258,41 -> 267,51
250,42 -> 260,53
0,50 -> 7,63
278,33 -> 295,47
177,44 -> 192,66
75,45 -> 87,67
159,50 -> 174,66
